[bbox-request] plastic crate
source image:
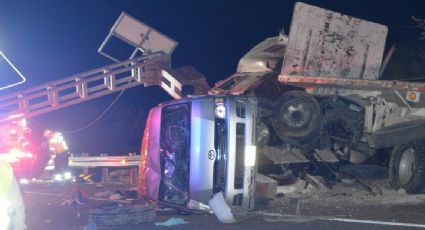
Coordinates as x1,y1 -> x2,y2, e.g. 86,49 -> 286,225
88,204 -> 156,228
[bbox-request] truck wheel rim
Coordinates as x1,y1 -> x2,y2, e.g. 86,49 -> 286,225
399,147 -> 415,185
282,100 -> 312,128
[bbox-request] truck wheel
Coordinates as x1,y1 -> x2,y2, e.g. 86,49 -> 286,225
271,90 -> 321,145
389,140 -> 425,194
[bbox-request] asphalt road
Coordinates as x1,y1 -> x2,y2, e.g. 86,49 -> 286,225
22,182 -> 425,230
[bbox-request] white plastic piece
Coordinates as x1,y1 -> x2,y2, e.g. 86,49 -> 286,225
54,174 -> 63,181
208,192 -> 236,224
64,172 -> 72,180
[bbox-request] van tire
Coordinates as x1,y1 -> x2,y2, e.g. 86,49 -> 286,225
389,140 -> 425,194
271,90 -> 321,145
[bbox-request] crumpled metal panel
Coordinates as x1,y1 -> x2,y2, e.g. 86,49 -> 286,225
281,2 -> 388,80
237,34 -> 288,73
138,106 -> 162,200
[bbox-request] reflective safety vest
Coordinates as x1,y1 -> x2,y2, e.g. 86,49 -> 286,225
49,132 -> 68,154
0,160 -> 13,230
0,160 -> 12,199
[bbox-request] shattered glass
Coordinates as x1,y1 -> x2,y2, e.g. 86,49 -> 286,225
159,103 -> 190,205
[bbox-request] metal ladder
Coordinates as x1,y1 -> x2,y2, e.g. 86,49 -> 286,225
0,52 -> 184,125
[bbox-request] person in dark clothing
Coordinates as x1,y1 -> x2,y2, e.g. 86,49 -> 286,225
44,129 -> 71,180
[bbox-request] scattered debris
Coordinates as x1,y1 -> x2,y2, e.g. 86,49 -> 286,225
109,169 -> 129,177
208,192 -> 236,224
93,188 -> 137,201
88,204 -> 156,227
313,148 -> 339,163
340,178 -> 355,185
276,179 -> 307,195
61,187 -> 89,205
186,199 -> 211,213
256,173 -> 278,200
260,145 -> 309,164
303,174 -> 330,192
95,183 -> 104,188
93,191 -> 112,199
155,217 -> 190,226
109,190 -> 124,200
268,171 -> 297,186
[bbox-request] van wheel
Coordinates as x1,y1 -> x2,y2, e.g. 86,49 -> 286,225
271,90 -> 321,145
389,140 -> 425,194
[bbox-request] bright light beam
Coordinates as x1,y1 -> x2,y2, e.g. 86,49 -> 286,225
0,51 -> 26,90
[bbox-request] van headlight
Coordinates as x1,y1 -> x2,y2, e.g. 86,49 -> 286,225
244,146 -> 256,167
214,98 -> 226,119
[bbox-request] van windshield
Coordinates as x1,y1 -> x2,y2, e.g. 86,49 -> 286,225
159,103 -> 191,205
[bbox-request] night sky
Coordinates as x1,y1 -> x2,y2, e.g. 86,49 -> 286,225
0,0 -> 424,154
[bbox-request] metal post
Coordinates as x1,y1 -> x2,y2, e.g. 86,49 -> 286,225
128,167 -> 135,186
101,168 -> 109,184
81,153 -> 89,175
100,153 -> 109,184
128,153 -> 137,187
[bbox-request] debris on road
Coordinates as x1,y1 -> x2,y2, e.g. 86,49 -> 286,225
109,169 -> 129,177
88,204 -> 156,227
303,174 -> 330,192
93,188 -> 137,201
155,217 -> 190,226
93,190 -> 112,199
108,190 -> 124,200
208,192 -> 236,224
276,179 -> 307,195
273,172 -> 330,197
61,187 -> 89,206
256,173 -> 278,200
313,148 -> 339,163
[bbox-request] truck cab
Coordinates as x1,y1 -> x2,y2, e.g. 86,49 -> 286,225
138,95 -> 257,210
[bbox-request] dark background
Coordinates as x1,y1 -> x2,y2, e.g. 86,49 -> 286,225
0,0 -> 424,154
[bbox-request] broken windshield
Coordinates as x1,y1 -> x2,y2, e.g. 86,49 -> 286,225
159,103 -> 191,205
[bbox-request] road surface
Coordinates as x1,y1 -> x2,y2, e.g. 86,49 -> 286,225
22,181 -> 425,230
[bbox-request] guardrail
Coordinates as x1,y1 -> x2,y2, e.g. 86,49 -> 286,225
69,154 -> 140,167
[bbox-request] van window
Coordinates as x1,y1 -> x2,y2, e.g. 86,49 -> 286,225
159,103 -> 191,205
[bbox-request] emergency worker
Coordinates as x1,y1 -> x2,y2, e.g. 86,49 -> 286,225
44,129 -> 70,180
0,160 -> 25,230
30,129 -> 51,179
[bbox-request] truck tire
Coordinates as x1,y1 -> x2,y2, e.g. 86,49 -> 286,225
372,120 -> 425,148
271,90 -> 321,145
389,140 -> 425,194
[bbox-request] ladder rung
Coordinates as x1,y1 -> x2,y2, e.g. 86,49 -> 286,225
0,53 -> 170,125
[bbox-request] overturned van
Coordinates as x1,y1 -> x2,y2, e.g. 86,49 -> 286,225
138,95 -> 257,211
